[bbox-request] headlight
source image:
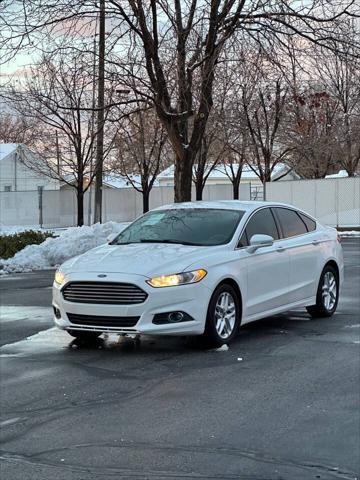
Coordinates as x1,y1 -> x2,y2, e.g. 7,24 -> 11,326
54,270 -> 65,286
146,269 -> 207,288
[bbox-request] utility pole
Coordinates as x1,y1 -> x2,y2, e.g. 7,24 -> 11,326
94,0 -> 105,223
88,35 -> 97,226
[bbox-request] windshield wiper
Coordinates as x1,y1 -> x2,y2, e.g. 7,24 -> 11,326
138,239 -> 200,246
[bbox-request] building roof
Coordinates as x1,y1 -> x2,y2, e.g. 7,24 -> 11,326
325,170 -> 349,179
104,174 -> 143,188
61,173 -> 148,189
158,162 -> 297,181
0,143 -> 19,162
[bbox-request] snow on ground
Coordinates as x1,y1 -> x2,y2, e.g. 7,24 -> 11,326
0,224 -> 70,236
0,225 -> 54,236
0,222 -> 128,275
212,344 -> 229,352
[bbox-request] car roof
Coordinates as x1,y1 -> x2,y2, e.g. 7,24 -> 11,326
154,200 -> 296,212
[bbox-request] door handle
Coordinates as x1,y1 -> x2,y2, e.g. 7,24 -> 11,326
276,246 -> 286,252
312,240 -> 319,245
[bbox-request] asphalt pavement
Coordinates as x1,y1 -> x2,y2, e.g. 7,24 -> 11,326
0,238 -> 359,480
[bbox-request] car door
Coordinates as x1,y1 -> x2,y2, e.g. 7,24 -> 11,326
238,207 -> 291,320
272,207 -> 321,303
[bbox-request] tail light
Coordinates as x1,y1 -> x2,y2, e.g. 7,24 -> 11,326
337,233 -> 341,243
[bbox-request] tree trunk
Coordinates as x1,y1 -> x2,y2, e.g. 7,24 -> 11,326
195,181 -> 203,201
194,138 -> 208,201
174,151 -> 192,202
77,187 -> 84,226
233,182 -> 240,200
142,189 -> 150,213
264,166 -> 272,182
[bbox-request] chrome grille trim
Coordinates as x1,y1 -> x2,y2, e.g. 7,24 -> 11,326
62,281 -> 148,305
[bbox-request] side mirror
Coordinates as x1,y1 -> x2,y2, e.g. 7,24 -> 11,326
247,234 -> 274,253
107,233 -> 117,244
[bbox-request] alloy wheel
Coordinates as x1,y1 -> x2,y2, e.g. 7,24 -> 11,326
322,271 -> 337,311
215,292 -> 236,339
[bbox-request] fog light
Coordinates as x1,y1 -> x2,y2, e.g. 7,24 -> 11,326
53,306 -> 61,319
168,312 -> 184,323
152,311 -> 193,325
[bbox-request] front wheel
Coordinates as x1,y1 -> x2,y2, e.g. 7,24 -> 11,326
306,265 -> 339,318
67,330 -> 102,341
202,284 -> 241,348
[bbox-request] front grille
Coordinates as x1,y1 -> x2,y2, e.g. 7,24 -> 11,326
67,313 -> 139,328
62,282 -> 147,305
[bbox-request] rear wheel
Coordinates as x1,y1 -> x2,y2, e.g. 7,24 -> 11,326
202,283 -> 241,348
306,265 -> 339,318
67,330 -> 101,341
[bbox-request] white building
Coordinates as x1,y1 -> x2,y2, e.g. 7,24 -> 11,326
157,162 -> 300,187
0,144 -> 59,192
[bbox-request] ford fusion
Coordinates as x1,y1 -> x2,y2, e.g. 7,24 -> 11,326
53,201 -> 344,347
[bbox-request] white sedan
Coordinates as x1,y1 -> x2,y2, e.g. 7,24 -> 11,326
53,201 -> 344,347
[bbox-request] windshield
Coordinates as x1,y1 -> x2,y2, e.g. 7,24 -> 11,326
112,208 -> 245,247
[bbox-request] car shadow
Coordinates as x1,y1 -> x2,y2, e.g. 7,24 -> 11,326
65,308 -> 323,355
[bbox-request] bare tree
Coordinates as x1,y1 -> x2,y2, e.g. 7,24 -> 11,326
243,77 -> 291,184
1,1 -> 358,203
2,49 -> 116,225
192,52 -> 246,201
111,1 -> 360,201
214,54 -> 250,200
111,107 -> 168,213
314,23 -> 360,176
0,112 -> 39,145
286,88 -> 340,178
192,123 -> 226,201
207,105 -> 249,201
221,136 -> 249,200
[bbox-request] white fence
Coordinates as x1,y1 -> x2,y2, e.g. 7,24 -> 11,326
0,183 -> 251,228
1,178 -> 358,229
266,177 -> 360,228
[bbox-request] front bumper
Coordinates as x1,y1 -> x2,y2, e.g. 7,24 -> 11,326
53,272 -> 211,336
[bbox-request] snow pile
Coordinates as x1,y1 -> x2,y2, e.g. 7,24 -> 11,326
0,222 -> 128,275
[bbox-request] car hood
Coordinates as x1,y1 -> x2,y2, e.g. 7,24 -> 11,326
61,242 -> 214,277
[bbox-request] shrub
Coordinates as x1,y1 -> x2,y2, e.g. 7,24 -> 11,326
0,230 -> 54,260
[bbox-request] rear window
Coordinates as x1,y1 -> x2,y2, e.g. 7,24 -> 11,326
273,208 -> 308,238
298,213 -> 316,232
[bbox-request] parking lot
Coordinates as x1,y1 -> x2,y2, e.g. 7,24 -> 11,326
0,238 -> 359,480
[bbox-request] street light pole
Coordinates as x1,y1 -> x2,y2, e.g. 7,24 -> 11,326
94,0 -> 105,223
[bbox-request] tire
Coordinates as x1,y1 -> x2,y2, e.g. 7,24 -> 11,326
67,330 -> 101,341
202,283 -> 241,348
306,265 -> 339,318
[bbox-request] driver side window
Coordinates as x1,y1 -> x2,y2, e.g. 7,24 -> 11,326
238,208 -> 279,247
